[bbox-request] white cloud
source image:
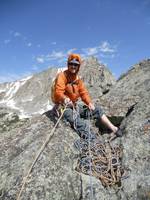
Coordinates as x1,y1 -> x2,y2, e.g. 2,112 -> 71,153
27,42 -> 32,47
35,50 -> 67,65
67,48 -> 77,54
47,50 -> 66,60
82,41 -> 117,58
9,30 -> 34,48
82,47 -> 99,56
4,39 -> 11,44
36,57 -> 45,63
51,42 -> 57,45
99,41 -> 115,53
14,32 -> 21,37
35,41 -> 117,66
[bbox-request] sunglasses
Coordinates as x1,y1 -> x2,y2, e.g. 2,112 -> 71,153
68,63 -> 80,67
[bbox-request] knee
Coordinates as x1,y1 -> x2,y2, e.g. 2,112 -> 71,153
63,108 -> 74,123
94,106 -> 104,119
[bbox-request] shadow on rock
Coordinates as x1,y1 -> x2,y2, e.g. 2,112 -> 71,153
43,109 -> 58,124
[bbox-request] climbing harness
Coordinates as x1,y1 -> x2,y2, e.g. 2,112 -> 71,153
16,104 -> 67,200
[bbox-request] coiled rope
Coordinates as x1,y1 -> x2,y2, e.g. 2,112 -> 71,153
74,105 -> 124,188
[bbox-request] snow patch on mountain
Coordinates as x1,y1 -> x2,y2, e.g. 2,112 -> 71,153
0,76 -> 33,99
0,75 -> 34,118
0,74 -> 54,119
0,89 -> 6,93
57,67 -> 67,73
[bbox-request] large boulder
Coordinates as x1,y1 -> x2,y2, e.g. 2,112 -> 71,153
80,56 -> 116,98
0,109 -> 121,200
0,112 -> 82,200
100,59 -> 150,117
119,92 -> 150,200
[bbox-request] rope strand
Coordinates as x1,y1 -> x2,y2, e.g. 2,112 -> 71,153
87,109 -> 94,200
16,105 -> 67,200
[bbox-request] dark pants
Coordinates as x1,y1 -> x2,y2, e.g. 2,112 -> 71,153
63,104 -> 104,140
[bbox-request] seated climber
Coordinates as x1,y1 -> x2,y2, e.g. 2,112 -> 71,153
51,53 -> 121,140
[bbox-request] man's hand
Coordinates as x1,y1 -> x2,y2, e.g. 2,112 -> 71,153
64,98 -> 73,106
88,102 -> 95,110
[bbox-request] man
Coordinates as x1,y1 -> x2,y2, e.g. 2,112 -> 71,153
52,53 -> 121,140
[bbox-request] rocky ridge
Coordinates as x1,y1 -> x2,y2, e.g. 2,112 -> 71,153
0,58 -> 150,200
100,59 -> 150,117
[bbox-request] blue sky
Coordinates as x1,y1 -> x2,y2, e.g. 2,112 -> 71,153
0,0 -> 150,83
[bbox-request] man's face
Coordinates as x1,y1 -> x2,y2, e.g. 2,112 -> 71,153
68,62 -> 80,74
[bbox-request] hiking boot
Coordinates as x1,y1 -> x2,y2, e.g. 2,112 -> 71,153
109,128 -> 123,141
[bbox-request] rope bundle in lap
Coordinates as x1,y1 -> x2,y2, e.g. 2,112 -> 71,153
73,105 -> 124,188
76,139 -> 124,188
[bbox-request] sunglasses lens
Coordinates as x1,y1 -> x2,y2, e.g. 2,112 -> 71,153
69,63 -> 79,67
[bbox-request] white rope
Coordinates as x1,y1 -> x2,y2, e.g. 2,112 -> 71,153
16,105 -> 67,200
87,109 -> 94,200
73,105 -> 78,131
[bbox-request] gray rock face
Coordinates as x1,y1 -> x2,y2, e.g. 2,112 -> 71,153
0,107 -> 28,133
0,113 -> 82,200
0,110 -> 120,200
100,59 -> 150,117
0,58 -> 150,200
0,57 -> 115,118
80,57 -> 116,98
119,92 -> 150,200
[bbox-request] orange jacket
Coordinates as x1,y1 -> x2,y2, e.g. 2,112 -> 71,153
53,70 -> 92,105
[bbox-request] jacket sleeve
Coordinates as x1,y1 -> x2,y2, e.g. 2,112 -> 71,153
78,79 -> 92,105
54,72 -> 67,103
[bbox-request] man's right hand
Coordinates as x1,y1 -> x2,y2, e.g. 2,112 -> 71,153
64,98 -> 73,106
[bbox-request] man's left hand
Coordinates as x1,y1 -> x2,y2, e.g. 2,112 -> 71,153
88,102 -> 95,110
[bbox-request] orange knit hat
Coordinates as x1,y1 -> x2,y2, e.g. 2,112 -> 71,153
67,54 -> 81,65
